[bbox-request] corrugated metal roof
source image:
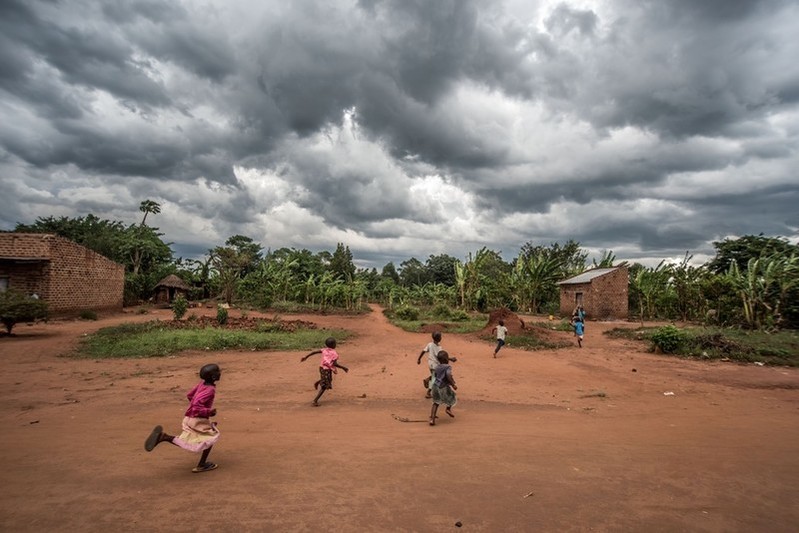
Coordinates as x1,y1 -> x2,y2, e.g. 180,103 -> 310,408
557,268 -> 619,285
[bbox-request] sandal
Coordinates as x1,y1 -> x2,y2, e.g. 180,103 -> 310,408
429,418 -> 435,426
144,425 -> 163,452
192,462 -> 218,473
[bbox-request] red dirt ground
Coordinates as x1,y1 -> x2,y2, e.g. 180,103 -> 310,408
2,305 -> 798,532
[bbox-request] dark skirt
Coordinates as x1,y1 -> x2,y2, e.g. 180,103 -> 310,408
431,384 -> 457,407
319,367 -> 333,389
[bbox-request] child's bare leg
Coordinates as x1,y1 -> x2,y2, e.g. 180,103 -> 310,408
197,447 -> 212,467
445,405 -> 455,417
430,403 -> 439,425
312,387 -> 326,406
191,447 -> 217,473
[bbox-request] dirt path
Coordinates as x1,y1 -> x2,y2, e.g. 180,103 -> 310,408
2,306 -> 798,532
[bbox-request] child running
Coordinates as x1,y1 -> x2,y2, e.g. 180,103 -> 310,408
572,316 -> 585,348
301,337 -> 349,406
429,351 -> 457,426
491,320 -> 508,358
144,363 -> 221,473
417,332 -> 457,399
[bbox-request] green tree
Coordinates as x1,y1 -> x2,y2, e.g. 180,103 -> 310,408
670,253 -> 706,322
138,199 -> 161,226
630,261 -> 671,323
399,257 -> 426,287
424,254 -> 458,286
593,250 -> 618,268
15,215 -> 127,263
513,253 -> 564,313
329,243 -> 356,281
380,262 -> 400,284
210,240 -> 256,305
520,239 -> 587,278
707,235 -> 799,274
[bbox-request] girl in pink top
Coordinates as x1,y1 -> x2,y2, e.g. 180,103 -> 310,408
144,363 -> 221,473
300,337 -> 349,406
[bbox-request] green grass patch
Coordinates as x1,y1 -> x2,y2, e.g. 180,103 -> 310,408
529,319 -> 575,332
496,332 -> 571,351
385,307 -> 488,334
606,326 -> 799,366
75,321 -> 351,359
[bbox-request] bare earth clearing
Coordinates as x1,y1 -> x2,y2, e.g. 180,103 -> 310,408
2,305 -> 798,532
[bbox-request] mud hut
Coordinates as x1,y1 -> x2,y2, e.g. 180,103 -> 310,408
153,274 -> 191,305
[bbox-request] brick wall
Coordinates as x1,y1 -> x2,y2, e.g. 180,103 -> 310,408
560,266 -> 628,319
0,233 -> 124,314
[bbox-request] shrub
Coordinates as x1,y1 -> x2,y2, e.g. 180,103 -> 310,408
651,325 -> 687,354
172,295 -> 188,320
0,290 -> 48,334
216,305 -> 229,326
394,305 -> 420,321
449,309 -> 469,322
431,303 -> 452,320
79,310 -> 98,321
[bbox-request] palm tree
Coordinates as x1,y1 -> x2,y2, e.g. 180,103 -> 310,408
139,200 -> 161,226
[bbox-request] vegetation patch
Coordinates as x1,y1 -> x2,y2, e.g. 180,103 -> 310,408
606,326 -> 799,366
487,332 -> 572,351
74,319 -> 351,359
384,306 -> 487,334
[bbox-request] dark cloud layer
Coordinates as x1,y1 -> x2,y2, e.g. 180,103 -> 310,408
1,0 -> 797,266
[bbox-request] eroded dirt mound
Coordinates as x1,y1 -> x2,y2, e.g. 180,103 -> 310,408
483,308 -> 526,335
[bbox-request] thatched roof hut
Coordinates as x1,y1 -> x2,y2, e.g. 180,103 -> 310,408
153,274 -> 191,304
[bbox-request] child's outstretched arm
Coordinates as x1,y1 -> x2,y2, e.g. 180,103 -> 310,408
300,349 -> 322,362
417,350 -> 426,365
333,360 -> 349,373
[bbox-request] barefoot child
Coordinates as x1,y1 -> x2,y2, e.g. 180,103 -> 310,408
144,363 -> 221,473
430,351 -> 457,426
572,316 -> 585,348
491,320 -> 508,358
301,337 -> 349,406
417,332 -> 457,398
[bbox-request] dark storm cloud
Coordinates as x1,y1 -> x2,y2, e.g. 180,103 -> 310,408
1,0 -> 797,265
560,0 -> 799,139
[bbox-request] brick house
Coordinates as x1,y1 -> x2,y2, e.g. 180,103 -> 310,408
557,266 -> 629,320
0,233 -> 124,315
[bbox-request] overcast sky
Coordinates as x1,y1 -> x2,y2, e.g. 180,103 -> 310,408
2,0 -> 798,269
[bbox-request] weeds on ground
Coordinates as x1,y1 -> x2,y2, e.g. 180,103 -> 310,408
490,333 -> 572,351
385,306 -> 487,333
606,326 -> 799,366
74,321 -> 351,359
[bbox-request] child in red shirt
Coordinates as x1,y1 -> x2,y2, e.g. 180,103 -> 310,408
301,337 -> 349,406
144,363 -> 221,473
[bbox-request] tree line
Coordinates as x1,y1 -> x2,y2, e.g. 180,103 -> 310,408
11,202 -> 799,330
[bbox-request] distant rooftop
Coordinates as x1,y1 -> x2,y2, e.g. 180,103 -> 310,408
557,267 -> 620,285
